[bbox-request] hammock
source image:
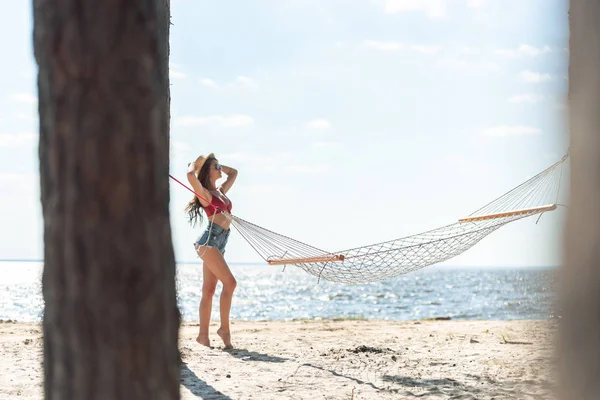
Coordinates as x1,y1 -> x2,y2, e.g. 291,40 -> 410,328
170,152 -> 569,283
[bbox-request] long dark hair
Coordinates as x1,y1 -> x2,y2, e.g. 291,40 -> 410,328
185,157 -> 216,227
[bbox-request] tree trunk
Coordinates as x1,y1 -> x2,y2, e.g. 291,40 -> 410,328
33,1 -> 179,399
559,1 -> 600,399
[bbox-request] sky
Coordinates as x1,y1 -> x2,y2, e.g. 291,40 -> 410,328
0,0 -> 571,267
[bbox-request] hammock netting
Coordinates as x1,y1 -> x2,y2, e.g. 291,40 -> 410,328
227,152 -> 569,283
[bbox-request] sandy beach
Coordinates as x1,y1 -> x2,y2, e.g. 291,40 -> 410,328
0,318 -> 557,399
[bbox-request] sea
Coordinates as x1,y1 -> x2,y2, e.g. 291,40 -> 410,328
0,261 -> 558,323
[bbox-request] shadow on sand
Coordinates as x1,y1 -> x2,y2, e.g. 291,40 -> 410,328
224,347 -> 289,363
180,363 -> 232,399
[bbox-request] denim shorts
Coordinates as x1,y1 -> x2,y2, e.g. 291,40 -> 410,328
194,223 -> 230,255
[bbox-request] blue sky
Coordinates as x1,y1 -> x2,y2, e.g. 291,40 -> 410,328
1,0 -> 570,266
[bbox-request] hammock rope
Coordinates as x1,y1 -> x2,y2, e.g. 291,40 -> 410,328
170,152 -> 570,283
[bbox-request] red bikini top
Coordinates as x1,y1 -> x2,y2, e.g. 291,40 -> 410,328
203,190 -> 232,217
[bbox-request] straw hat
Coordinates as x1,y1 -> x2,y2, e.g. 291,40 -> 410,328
193,153 -> 215,175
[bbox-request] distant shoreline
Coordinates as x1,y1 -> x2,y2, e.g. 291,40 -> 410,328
1,315 -> 558,324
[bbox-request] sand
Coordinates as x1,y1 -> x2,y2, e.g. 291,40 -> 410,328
0,319 -> 557,399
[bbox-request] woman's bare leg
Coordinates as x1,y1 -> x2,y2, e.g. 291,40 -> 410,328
198,246 -> 237,348
197,260 -> 218,347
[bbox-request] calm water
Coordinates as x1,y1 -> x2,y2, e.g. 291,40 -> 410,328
0,261 -> 558,322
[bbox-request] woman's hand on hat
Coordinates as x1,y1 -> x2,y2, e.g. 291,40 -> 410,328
187,161 -> 197,173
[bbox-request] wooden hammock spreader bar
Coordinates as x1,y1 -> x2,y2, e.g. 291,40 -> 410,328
458,204 -> 557,223
267,254 -> 345,266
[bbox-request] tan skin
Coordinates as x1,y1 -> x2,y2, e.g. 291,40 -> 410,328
187,156 -> 238,349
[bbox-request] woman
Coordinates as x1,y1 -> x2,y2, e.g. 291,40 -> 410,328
185,153 -> 238,349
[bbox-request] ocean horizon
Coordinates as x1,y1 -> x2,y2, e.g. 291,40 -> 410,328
0,261 -> 558,323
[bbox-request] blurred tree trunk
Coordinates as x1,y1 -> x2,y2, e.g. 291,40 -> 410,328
559,1 -> 600,399
33,1 -> 179,399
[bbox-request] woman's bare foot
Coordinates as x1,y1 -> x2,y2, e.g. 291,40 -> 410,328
217,327 -> 233,349
196,334 -> 211,348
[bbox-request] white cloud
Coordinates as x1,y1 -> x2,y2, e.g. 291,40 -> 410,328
200,78 -> 218,88
170,70 -> 186,79
364,40 -> 403,51
11,93 -> 38,105
480,125 -> 542,137
174,114 -> 254,128
409,45 -> 441,55
519,70 -> 552,84
200,76 -> 259,90
234,76 -> 259,89
383,0 -> 446,18
508,93 -> 544,104
0,132 -> 37,148
169,63 -> 187,79
313,141 -> 343,149
519,45 -> 552,56
495,45 -> 552,57
305,119 -> 331,130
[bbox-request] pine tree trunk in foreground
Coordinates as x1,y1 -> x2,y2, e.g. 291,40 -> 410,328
559,1 -> 600,399
33,1 -> 179,399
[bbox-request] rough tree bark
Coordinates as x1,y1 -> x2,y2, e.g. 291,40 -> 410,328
559,1 -> 600,399
33,1 -> 179,399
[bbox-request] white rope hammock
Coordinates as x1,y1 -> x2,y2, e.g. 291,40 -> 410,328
173,152 -> 569,283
